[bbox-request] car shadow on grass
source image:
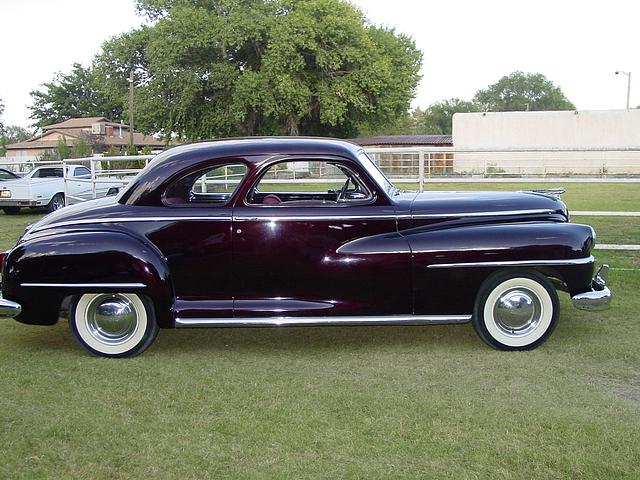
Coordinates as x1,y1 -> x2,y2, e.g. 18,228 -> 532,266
4,318 -> 483,356
151,323 -> 482,355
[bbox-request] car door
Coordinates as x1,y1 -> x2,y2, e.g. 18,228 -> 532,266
68,166 -> 92,201
231,156 -> 412,318
145,161 -> 248,319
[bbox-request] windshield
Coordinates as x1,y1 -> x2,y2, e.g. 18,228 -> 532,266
358,151 -> 397,196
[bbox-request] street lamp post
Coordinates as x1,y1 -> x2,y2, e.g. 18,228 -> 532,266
615,70 -> 631,110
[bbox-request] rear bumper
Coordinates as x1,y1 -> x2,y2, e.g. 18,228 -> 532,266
0,296 -> 22,318
571,265 -> 611,311
0,199 -> 41,207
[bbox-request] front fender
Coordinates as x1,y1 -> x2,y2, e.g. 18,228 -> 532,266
404,221 -> 596,315
2,230 -> 174,327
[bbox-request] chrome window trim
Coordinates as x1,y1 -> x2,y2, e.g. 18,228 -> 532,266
21,282 -> 147,288
426,256 -> 595,269
175,314 -> 472,327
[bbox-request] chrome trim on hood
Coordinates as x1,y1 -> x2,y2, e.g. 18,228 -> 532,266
427,256 -> 594,269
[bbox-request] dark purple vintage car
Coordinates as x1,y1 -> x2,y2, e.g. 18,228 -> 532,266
0,138 -> 610,357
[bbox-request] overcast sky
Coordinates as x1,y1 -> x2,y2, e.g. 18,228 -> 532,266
1,0 -> 639,128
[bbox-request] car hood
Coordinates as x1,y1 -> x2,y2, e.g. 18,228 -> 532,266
405,190 -> 568,219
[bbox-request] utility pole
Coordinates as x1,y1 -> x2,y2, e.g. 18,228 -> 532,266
128,68 -> 134,149
615,70 -> 632,110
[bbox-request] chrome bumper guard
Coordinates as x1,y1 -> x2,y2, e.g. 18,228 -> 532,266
0,297 -> 22,318
571,265 -> 611,311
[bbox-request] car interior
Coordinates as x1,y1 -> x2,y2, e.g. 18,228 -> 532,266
248,161 -> 372,206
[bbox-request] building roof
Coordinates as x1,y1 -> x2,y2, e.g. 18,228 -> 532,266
349,134 -> 453,146
4,130 -> 164,150
4,129 -> 82,149
42,117 -> 128,130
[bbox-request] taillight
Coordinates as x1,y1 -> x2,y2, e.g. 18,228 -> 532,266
0,252 -> 5,274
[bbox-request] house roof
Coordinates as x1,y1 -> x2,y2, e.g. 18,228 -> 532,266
43,117 -> 129,130
349,134 -> 453,146
4,129 -> 83,149
5,130 -> 164,150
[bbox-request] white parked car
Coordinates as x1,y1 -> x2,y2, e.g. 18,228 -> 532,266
0,165 -> 122,215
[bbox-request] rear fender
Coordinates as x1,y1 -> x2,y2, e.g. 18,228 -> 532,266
405,222 -> 596,315
2,230 -> 174,327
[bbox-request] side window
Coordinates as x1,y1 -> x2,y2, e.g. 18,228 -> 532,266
247,160 -> 372,206
74,167 -> 91,178
33,168 -> 63,178
164,163 -> 248,206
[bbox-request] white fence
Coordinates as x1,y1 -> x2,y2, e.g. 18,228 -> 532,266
365,146 -> 640,191
61,155 -> 154,204
1,146 -> 639,202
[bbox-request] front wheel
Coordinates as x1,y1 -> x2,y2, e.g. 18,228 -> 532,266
70,293 -> 159,357
473,270 -> 559,350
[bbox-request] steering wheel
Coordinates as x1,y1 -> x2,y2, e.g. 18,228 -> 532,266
336,178 -> 351,202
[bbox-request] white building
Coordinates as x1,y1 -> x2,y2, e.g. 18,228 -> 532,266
452,109 -> 640,175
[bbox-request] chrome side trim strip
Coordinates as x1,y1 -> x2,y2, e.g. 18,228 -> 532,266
33,208 -> 557,232
408,208 -> 556,219
175,314 -> 472,327
21,282 -> 147,288
233,215 -> 396,221
32,216 -> 230,232
427,256 -> 594,269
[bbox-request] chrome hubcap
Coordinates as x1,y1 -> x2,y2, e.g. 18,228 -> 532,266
53,196 -> 64,210
86,295 -> 138,345
493,288 -> 542,336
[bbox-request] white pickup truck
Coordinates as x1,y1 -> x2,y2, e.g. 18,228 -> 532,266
0,165 -> 122,215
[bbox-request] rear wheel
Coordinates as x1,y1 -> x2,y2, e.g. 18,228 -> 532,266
473,270 -> 559,350
2,206 -> 20,215
70,293 -> 159,357
47,193 -> 65,213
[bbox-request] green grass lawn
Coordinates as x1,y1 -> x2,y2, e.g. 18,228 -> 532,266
1,183 -> 639,478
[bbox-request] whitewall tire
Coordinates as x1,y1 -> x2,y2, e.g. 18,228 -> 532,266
70,293 -> 159,357
473,271 -> 559,350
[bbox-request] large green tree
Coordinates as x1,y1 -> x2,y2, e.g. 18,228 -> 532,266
474,71 -> 575,112
29,63 -> 123,128
95,0 -> 422,139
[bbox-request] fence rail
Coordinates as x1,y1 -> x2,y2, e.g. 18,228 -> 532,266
364,146 -> 640,191
62,155 -> 154,204
0,146 -> 638,203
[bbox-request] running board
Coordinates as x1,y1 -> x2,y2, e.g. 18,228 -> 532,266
175,315 -> 472,328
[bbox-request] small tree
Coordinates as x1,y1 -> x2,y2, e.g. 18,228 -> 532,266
56,137 -> 72,160
126,145 -> 139,156
416,99 -> 480,135
37,149 -> 60,162
71,137 -> 92,158
104,146 -> 124,157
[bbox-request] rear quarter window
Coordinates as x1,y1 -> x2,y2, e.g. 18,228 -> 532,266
164,163 -> 248,206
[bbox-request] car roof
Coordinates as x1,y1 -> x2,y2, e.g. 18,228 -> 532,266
153,137 -> 363,164
119,137 -> 365,205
